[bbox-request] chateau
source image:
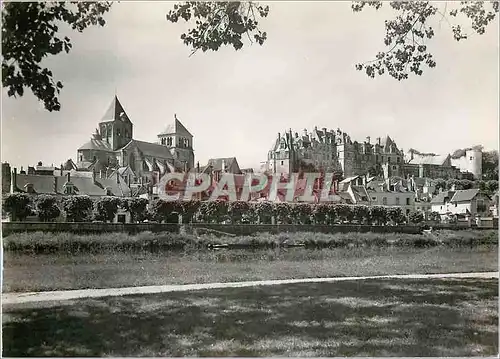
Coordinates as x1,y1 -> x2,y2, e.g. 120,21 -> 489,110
75,96 -> 195,183
266,127 -> 482,180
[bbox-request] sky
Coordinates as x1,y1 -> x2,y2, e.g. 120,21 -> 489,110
2,1 -> 499,171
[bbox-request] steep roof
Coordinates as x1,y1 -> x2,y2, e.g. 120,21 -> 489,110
100,96 -> 131,124
158,115 -> 193,137
123,140 -> 174,160
14,174 -> 131,197
408,154 -> 450,166
430,190 -> 456,204
450,189 -> 480,203
78,139 -> 114,152
206,157 -> 240,172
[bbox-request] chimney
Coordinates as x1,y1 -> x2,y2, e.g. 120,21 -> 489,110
20,166 -> 25,175
54,176 -> 58,193
12,167 -> 17,193
366,136 -> 371,144
221,159 -> 225,173
278,132 -> 281,140
377,137 -> 381,146
322,127 -> 327,133
60,164 -> 63,176
197,161 -> 200,173
303,128 -> 308,136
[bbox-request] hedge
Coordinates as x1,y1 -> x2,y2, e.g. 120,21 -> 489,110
3,193 -> 412,226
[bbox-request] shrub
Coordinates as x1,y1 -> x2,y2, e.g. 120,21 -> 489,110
197,199 -> 228,223
428,211 -> 441,222
409,211 -> 424,224
35,194 -> 61,222
291,203 -> 313,224
126,197 -> 149,223
255,201 -> 273,224
370,206 -> 388,225
312,203 -> 330,225
150,199 -> 179,223
227,201 -> 250,224
352,205 -> 371,224
93,196 -> 121,222
273,202 -> 292,224
388,207 -> 405,225
3,193 -> 34,221
179,199 -> 202,223
62,195 -> 93,222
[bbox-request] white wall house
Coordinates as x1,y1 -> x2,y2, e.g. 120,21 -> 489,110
431,189 -> 491,218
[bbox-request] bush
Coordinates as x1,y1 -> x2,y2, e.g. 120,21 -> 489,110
93,196 -> 121,222
150,199 -> 180,223
255,201 -> 273,224
409,211 -> 425,224
228,201 -> 250,224
35,194 -> 61,222
62,195 -> 93,222
126,197 -> 149,223
3,193 -> 34,221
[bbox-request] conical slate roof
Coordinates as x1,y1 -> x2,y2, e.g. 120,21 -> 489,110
158,114 -> 192,137
100,96 -> 131,123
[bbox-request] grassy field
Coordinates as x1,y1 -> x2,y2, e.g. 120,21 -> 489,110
2,278 -> 498,357
3,245 -> 497,292
3,229 -> 498,253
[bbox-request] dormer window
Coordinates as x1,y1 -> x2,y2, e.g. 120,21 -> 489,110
161,138 -> 166,145
25,183 -> 35,194
167,137 -> 172,146
63,182 -> 76,195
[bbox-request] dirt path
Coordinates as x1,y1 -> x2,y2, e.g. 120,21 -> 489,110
3,271 -> 498,305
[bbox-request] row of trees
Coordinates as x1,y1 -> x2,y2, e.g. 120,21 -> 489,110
433,179 -> 498,193
3,193 -> 431,225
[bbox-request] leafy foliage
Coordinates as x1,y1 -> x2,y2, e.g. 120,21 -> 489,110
93,196 -> 121,222
352,1 -> 499,80
35,194 -> 61,222
125,197 -> 149,223
482,150 -> 499,181
228,200 -> 250,223
428,211 -> 441,222
3,193 -> 34,221
62,195 -> 93,222
409,211 -> 425,224
2,1 -> 112,111
166,1 -> 269,55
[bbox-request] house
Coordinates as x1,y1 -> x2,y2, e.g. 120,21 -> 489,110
366,177 -> 415,215
431,189 -> 491,219
10,168 -> 131,198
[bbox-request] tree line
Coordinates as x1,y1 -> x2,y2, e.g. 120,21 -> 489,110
3,193 -> 429,225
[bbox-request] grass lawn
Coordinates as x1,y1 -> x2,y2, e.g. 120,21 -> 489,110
2,246 -> 497,292
2,278 -> 498,357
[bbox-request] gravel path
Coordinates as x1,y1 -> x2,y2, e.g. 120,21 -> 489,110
3,271 -> 498,305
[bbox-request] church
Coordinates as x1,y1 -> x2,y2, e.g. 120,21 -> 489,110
74,96 -> 195,185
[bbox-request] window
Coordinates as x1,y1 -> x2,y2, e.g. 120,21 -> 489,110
79,154 -> 83,162
117,128 -> 121,137
406,198 -> 410,205
93,156 -> 97,161
392,165 -> 397,170
372,197 -> 376,200
281,161 -> 284,165
388,157 -> 391,163
396,197 -> 400,205
383,197 -> 387,205
470,156 -> 473,160
397,157 -> 400,163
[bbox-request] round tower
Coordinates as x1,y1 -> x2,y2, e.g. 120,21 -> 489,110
465,148 -> 482,179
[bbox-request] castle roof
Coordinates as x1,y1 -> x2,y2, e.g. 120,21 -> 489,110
78,139 -> 115,152
100,96 -> 131,123
127,140 -> 174,160
158,115 -> 192,137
